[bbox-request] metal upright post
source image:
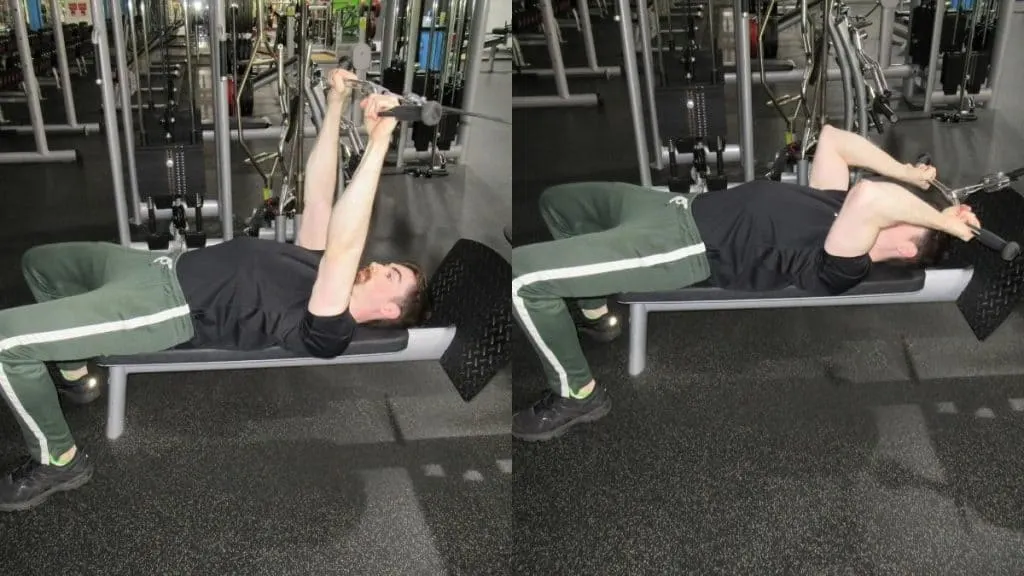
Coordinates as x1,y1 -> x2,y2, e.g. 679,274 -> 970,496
579,0 -> 598,70
212,0 -> 234,240
140,0 -> 153,101
127,0 -> 145,131
877,5 -> 894,68
541,0 -> 571,99
986,0 -> 1015,110
49,0 -> 84,131
181,0 -> 196,134
110,0 -> 143,222
396,0 -> 424,169
380,0 -> 400,67
90,0 -> 132,245
921,0 -> 945,115
635,0 -> 662,170
734,7 -> 755,181
615,0 -> 652,187
457,0 -> 489,155
287,13 -> 296,58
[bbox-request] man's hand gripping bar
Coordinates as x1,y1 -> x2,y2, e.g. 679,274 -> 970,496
333,58 -> 511,127
916,153 -> 1021,261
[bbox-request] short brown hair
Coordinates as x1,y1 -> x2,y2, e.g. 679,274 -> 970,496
911,229 -> 950,267
392,261 -> 430,327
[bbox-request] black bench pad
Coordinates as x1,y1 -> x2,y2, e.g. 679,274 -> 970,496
618,266 -> 925,303
97,328 -> 409,366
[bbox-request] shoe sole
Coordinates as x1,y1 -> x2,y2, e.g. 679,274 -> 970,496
577,326 -> 622,344
0,465 -> 94,512
58,386 -> 103,405
512,400 -> 612,443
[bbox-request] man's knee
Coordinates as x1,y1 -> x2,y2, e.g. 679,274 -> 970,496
511,247 -> 534,287
21,245 -> 54,278
511,246 -> 552,300
538,184 -> 580,213
22,245 -> 48,267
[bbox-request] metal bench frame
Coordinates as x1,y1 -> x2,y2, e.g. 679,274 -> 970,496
98,327 -> 456,440
620,268 -> 975,376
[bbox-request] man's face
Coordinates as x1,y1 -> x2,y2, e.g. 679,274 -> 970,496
876,223 -> 926,261
353,262 -> 418,321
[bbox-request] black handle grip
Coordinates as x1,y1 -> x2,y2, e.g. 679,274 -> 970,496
876,99 -> 898,124
1005,166 -> 1024,181
380,101 -> 443,126
971,225 -> 1021,261
869,110 -> 885,135
380,105 -> 422,123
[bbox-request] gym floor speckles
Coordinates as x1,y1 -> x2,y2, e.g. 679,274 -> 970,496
0,52 -> 511,576
511,8 -> 1024,576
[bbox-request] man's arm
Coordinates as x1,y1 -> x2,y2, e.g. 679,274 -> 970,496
295,83 -> 351,250
307,97 -> 397,317
820,126 -> 912,182
824,180 -> 974,258
810,125 -> 932,191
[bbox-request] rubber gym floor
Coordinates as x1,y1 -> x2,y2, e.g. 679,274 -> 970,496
0,50 -> 512,574
512,7 -> 1024,576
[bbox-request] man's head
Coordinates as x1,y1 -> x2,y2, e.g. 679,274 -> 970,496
348,261 -> 430,327
870,224 -> 947,266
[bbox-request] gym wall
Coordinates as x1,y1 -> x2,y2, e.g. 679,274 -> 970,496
485,0 -> 511,34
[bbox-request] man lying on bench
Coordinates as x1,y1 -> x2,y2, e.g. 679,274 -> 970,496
512,125 -> 984,442
0,70 -> 428,512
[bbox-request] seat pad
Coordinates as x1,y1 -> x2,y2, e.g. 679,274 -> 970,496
618,266 -> 926,303
97,328 -> 409,366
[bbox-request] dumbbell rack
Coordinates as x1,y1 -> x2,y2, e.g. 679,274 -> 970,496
0,0 -> 86,163
0,11 -> 99,138
510,0 -> 601,109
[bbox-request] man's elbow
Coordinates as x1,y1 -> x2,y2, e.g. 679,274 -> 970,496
846,179 -> 878,207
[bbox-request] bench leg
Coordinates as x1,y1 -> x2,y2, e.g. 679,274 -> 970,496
105,366 -> 128,440
628,303 -> 648,377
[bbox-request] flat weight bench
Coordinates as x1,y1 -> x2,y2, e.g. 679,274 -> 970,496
617,266 -> 976,376
97,238 -> 513,440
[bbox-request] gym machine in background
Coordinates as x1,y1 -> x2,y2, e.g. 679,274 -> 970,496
903,0 -> 1011,121
0,0 -> 78,163
517,0 -> 620,79
619,0 -> 752,189
379,0 -> 491,172
134,0 -> 213,251
88,0 -> 496,252
510,0 -> 601,108
0,6 -> 97,136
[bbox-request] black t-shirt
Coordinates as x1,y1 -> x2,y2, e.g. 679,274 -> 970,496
690,180 -> 872,295
175,237 -> 357,357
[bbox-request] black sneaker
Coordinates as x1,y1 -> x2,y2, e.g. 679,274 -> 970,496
0,451 -> 94,512
513,387 -> 612,442
575,312 -> 623,343
55,363 -> 105,405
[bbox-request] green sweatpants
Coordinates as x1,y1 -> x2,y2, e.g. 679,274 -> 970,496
511,183 -> 710,398
0,243 -> 195,465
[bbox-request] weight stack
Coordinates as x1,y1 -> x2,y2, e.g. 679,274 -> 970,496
136,143 -> 207,213
137,99 -> 203,146
655,83 -> 728,142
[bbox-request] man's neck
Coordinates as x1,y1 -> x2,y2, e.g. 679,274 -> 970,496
348,302 -> 372,324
